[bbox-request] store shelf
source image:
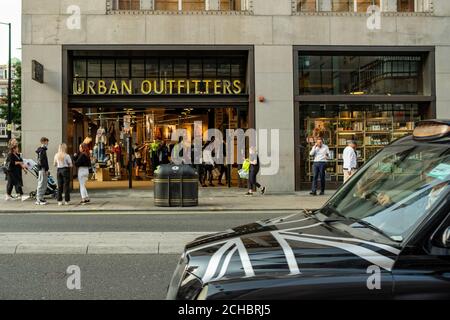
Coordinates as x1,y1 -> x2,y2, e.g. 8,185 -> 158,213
337,131 -> 364,134
365,131 -> 392,134
303,110 -> 419,182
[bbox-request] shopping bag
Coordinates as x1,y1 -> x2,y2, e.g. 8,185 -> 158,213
242,159 -> 250,172
212,168 -> 221,179
238,169 -> 249,179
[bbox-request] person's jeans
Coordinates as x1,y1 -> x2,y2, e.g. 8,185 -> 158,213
78,167 -> 89,200
248,165 -> 261,191
57,167 -> 71,202
37,169 -> 48,201
312,162 -> 327,193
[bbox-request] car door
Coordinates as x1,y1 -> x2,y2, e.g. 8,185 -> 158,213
392,209 -> 450,299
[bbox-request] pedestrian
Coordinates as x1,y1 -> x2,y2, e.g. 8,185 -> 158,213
218,139 -> 228,186
5,144 -> 29,201
309,137 -> 330,196
8,138 -> 18,149
35,137 -> 50,205
343,140 -> 358,183
202,137 -> 215,187
74,143 -> 91,205
133,143 -> 143,180
245,146 -> 266,196
158,141 -> 170,165
54,143 -> 73,206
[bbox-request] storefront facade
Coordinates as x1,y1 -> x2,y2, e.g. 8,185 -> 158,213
63,46 -> 254,187
293,46 -> 436,190
22,0 -> 450,192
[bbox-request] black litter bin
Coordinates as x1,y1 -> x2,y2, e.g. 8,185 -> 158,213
154,164 -> 199,207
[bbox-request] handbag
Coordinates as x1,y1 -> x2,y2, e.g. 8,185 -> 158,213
3,157 -> 11,174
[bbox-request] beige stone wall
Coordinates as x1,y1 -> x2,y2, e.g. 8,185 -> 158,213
21,0 -> 450,192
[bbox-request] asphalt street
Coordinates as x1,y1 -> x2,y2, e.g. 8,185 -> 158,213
0,211 -> 289,299
0,205 -> 313,298
0,212 -> 284,232
0,254 -> 179,300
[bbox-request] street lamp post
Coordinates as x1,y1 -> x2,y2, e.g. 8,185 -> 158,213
0,22 -> 12,140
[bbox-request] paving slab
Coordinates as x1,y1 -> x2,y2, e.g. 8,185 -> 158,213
0,187 -> 331,213
0,232 -> 211,255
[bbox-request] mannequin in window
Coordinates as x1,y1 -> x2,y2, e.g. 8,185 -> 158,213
112,142 -> 122,179
96,126 -> 107,162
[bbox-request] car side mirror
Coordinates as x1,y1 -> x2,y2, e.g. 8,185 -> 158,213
442,227 -> 450,248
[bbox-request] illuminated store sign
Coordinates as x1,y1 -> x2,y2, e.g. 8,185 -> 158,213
72,79 -> 244,95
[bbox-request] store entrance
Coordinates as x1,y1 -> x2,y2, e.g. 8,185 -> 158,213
68,106 -> 249,190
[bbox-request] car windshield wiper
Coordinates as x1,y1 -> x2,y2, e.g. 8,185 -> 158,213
348,217 -> 399,242
320,205 -> 347,221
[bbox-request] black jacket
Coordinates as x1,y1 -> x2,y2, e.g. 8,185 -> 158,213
6,152 -> 23,186
74,153 -> 91,168
36,146 -> 49,171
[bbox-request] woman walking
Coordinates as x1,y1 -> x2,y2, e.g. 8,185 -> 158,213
74,143 -> 91,205
5,145 -> 29,201
54,143 -> 73,206
245,146 -> 266,196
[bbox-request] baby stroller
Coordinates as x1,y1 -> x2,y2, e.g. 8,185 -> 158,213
23,159 -> 58,200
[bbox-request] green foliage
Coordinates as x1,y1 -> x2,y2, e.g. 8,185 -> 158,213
0,60 -> 21,129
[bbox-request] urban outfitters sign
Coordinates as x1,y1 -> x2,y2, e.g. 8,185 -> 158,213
72,79 -> 244,95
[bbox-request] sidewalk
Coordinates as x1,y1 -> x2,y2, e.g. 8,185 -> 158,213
0,186 -> 332,213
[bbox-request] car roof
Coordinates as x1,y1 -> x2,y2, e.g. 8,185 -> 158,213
391,120 -> 450,146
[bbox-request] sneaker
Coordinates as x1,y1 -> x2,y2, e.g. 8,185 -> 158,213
21,195 -> 30,202
261,187 -> 266,195
309,191 -> 317,196
35,200 -> 48,205
58,202 -> 63,206
85,199 -> 90,203
5,195 -> 13,201
80,200 -> 87,205
245,192 -> 253,196
64,202 -> 70,206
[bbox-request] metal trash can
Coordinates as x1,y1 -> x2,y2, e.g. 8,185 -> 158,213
154,164 -> 199,207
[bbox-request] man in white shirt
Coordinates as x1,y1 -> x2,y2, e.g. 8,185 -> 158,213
343,140 -> 358,183
309,137 -> 330,196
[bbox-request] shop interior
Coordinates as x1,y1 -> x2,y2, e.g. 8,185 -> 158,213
68,106 -> 249,190
299,103 -> 424,186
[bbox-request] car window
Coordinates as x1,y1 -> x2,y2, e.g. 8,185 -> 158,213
324,144 -> 450,242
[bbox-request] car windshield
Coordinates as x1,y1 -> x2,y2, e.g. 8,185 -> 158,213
322,142 -> 450,242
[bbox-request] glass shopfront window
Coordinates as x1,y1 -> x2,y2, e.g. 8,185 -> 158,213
113,0 -> 249,11
0,122 -> 7,138
298,54 -> 423,95
295,48 -> 434,190
296,0 -> 432,12
298,104 -> 422,184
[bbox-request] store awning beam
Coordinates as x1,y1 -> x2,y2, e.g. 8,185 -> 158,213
295,95 -> 435,104
68,95 -> 249,108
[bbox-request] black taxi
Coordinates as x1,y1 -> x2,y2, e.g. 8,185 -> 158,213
167,120 -> 450,300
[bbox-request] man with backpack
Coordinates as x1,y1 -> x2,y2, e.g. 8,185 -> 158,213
35,137 -> 50,205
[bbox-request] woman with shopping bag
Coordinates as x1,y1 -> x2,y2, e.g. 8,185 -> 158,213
245,146 -> 266,196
